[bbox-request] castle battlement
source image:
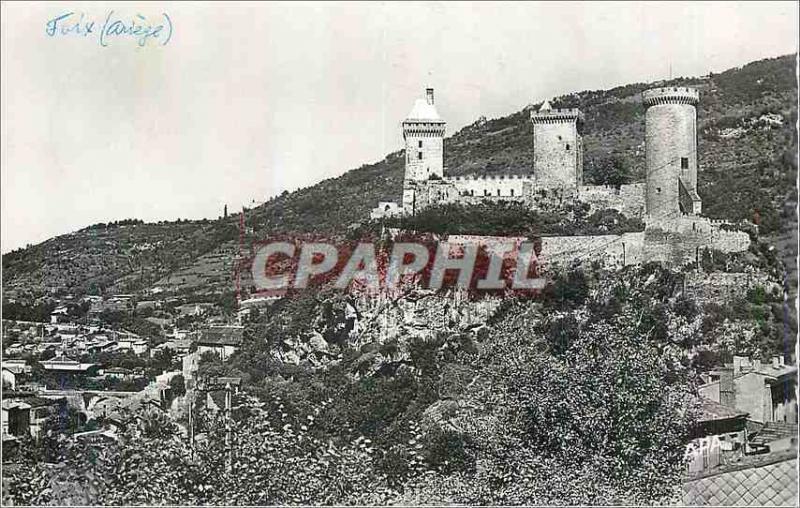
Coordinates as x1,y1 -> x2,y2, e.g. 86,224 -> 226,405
642,87 -> 699,106
450,174 -> 534,181
402,120 -> 446,127
402,125 -> 446,138
530,108 -> 585,123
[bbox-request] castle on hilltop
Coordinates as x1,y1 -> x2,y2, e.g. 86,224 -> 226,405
370,86 -> 752,268
372,86 -> 705,222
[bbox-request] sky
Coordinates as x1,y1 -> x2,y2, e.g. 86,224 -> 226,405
1,1 -> 798,252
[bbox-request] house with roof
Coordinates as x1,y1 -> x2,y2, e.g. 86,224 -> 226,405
39,355 -> 100,375
26,396 -> 67,439
732,356 -> 797,424
2,360 -> 31,390
686,397 -> 750,474
197,326 -> 244,361
50,305 -> 69,324
132,340 -> 149,356
699,355 -> 798,425
4,343 -> 24,356
200,376 -> 242,393
748,421 -> 798,454
102,367 -> 135,380
2,399 -> 31,438
1,395 -> 67,440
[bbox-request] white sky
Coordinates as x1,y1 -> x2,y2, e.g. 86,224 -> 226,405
1,1 -> 798,252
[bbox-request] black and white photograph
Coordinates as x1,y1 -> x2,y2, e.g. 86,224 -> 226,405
1,1 -> 798,505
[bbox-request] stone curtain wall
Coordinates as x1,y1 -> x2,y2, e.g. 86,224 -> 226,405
683,271 -> 777,304
450,175 -> 531,199
539,233 -> 645,268
681,454 -> 798,506
643,218 -> 751,266
577,183 -> 646,217
407,178 -> 648,218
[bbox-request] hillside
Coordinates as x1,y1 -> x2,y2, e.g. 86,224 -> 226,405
2,54 -> 797,300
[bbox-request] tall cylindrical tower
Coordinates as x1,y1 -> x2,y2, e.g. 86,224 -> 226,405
643,87 -> 700,219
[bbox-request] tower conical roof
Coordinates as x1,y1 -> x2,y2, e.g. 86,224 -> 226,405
405,98 -> 443,122
540,100 -> 552,112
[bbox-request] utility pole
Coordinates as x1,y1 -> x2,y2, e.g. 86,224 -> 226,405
188,397 -> 195,459
225,382 -> 232,473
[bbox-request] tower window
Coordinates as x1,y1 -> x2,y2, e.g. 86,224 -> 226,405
470,190 -> 474,196
656,187 -> 661,193
497,189 -> 501,196
681,157 -> 689,170
510,189 -> 514,197
418,152 -> 423,160
484,190 -> 489,196
418,140 -> 423,148
566,143 -> 571,151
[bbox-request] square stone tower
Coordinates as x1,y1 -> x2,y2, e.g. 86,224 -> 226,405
402,88 -> 446,213
530,101 -> 584,188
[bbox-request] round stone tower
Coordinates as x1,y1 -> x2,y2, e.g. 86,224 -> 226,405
643,87 -> 701,219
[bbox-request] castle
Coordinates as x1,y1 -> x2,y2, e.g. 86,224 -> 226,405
370,86 -> 752,269
373,86 -> 705,220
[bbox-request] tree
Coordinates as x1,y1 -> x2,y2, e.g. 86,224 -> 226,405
588,153 -> 632,187
170,374 -> 186,398
400,275 -> 698,505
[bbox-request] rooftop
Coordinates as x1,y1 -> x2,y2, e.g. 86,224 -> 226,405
752,364 -> 797,380
750,422 -> 798,446
404,98 -> 444,123
698,397 -> 748,422
39,355 -> 98,372
198,326 -> 244,347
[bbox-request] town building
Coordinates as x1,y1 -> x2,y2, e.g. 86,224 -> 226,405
699,355 -> 798,425
1,360 -> 30,390
196,326 -> 244,361
39,355 -> 100,375
132,340 -> 149,356
686,398 -> 750,474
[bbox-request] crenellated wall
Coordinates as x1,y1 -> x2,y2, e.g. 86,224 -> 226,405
449,174 -> 533,199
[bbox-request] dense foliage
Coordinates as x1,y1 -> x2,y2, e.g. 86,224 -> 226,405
384,201 -> 644,237
4,264 -> 706,505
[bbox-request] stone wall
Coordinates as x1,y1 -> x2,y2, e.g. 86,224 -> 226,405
683,271 -> 776,304
529,106 -> 584,188
642,217 -> 751,266
576,183 -> 646,217
539,232 -> 645,268
449,174 -> 531,199
403,124 -> 445,181
643,88 -> 699,219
